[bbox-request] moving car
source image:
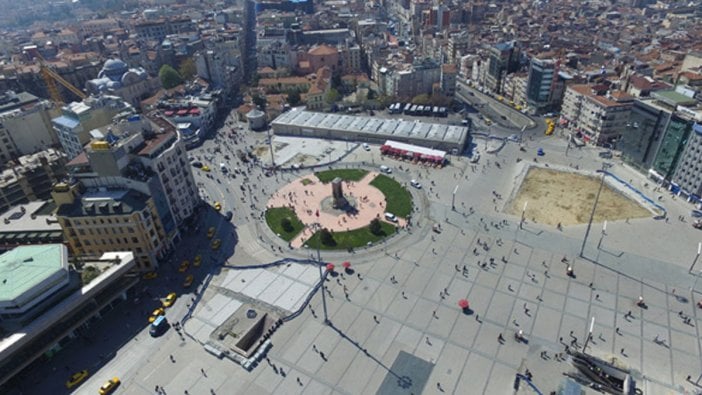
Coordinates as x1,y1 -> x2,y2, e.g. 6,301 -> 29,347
191,161 -> 203,168
213,202 -> 222,211
178,260 -> 189,273
98,377 -> 120,395
162,292 -> 177,308
193,254 -> 202,267
211,239 -> 221,250
142,271 -> 158,280
183,274 -> 194,288
410,179 -> 422,189
201,165 -> 211,172
225,211 -> 233,221
362,143 -> 370,151
65,370 -> 89,389
384,212 -> 398,222
207,227 -> 215,238
149,315 -> 168,337
379,165 -> 392,174
148,307 -> 165,323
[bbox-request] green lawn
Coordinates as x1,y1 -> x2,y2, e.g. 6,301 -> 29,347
370,174 -> 413,218
305,222 -> 397,250
314,168 -> 368,183
265,207 -> 305,241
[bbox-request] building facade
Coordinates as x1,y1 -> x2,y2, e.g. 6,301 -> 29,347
53,184 -> 167,270
0,91 -> 56,163
0,149 -> 67,214
561,84 -> 633,145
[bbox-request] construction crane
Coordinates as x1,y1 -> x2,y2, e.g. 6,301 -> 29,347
36,54 -> 87,104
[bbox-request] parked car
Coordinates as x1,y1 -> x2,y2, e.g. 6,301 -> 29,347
379,165 -> 392,174
162,292 -> 177,308
384,212 -> 398,222
65,370 -> 89,389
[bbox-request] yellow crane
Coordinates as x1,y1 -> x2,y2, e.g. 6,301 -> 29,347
36,54 -> 86,104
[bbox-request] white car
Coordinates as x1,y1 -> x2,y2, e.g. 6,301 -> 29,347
379,165 -> 392,174
384,212 -> 398,222
362,143 -> 371,151
410,180 -> 422,189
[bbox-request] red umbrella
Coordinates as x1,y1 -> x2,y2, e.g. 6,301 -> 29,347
458,299 -> 469,309
342,261 -> 351,269
326,263 -> 335,271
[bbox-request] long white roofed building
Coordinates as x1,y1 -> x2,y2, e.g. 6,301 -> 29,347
270,110 -> 470,152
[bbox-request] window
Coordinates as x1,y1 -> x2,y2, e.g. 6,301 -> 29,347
132,237 -> 139,243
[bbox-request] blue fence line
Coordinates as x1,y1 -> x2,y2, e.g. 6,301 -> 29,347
598,170 -> 667,216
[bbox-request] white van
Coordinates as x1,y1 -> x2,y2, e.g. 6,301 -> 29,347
384,212 -> 397,222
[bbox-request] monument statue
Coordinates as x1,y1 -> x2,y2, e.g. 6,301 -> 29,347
331,177 -> 349,209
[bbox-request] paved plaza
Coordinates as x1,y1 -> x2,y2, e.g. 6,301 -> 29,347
267,172 -> 406,248
19,115 -> 702,395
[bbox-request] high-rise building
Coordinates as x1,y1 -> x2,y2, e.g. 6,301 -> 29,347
561,84 -> 634,145
619,89 -> 700,180
68,114 -> 200,246
526,57 -> 558,114
0,91 -> 57,163
0,149 -> 67,214
52,183 -> 168,270
485,42 -> 519,94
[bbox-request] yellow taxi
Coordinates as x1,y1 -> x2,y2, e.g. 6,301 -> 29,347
148,307 -> 165,323
98,377 -> 120,395
178,260 -> 189,273
207,227 -> 215,238
65,370 -> 89,389
211,239 -> 221,250
162,292 -> 177,308
201,165 -> 211,172
213,202 -> 222,211
193,254 -> 202,267
183,274 -> 194,288
142,271 -> 158,280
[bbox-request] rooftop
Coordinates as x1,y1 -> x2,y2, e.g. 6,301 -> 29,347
0,245 -> 66,304
0,201 -> 60,233
56,189 -> 148,218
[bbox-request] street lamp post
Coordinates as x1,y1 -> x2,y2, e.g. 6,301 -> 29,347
597,221 -> 607,250
580,163 -> 610,257
689,242 -> 702,273
313,223 -> 330,324
582,316 -> 595,353
452,185 -> 458,211
519,201 -> 528,229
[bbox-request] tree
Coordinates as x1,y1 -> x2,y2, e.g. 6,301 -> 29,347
411,93 -> 430,105
252,93 -> 267,109
287,90 -> 301,106
319,228 -> 336,246
159,65 -> 183,89
281,217 -> 293,232
325,88 -> 341,104
366,89 -> 377,101
369,218 -> 383,235
178,57 -> 197,81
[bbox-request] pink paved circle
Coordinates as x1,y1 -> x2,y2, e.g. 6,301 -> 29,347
266,172 -> 406,248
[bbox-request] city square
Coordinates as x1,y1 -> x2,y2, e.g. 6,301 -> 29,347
12,110 -> 702,395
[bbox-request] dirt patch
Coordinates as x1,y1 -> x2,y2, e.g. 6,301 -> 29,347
508,167 -> 650,226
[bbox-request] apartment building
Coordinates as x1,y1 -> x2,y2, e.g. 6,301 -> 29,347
0,149 -> 67,214
52,96 -> 134,159
440,64 -> 457,96
561,84 -> 634,145
0,91 -> 56,163
69,114 -> 200,245
53,183 -> 167,270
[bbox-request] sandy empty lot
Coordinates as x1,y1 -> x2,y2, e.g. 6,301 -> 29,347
508,167 -> 651,226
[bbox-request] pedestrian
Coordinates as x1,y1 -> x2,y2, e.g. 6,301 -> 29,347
498,333 -> 504,342
620,348 -> 625,355
312,344 -> 318,353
